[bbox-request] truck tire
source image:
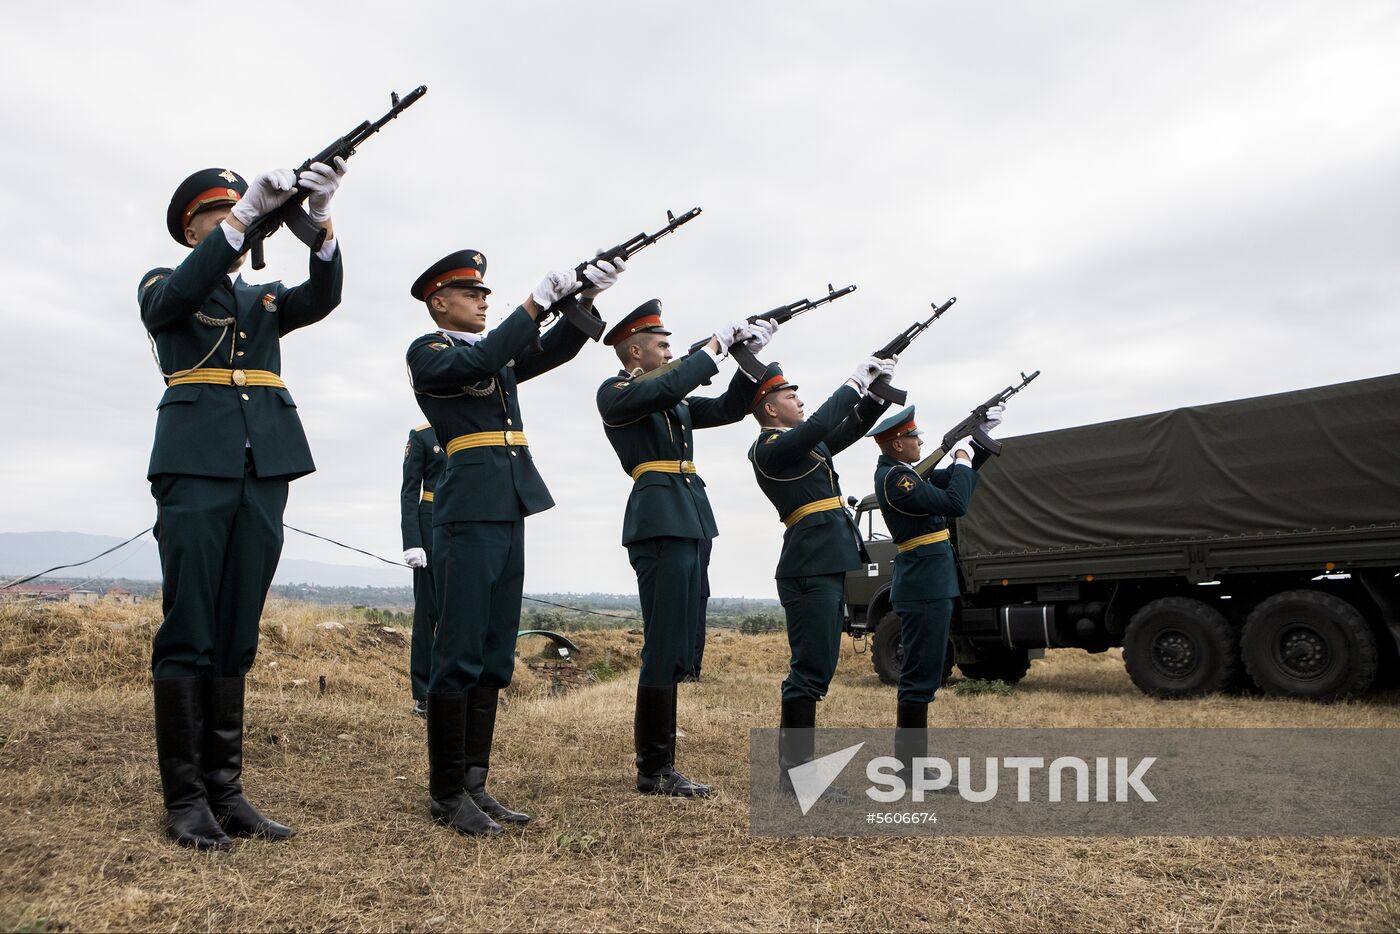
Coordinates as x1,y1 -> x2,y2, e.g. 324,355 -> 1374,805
1123,597 -> 1237,698
1241,590 -> 1377,700
957,648 -> 1032,684
870,611 -> 954,687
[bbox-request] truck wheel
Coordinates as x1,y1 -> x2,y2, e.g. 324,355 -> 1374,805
1123,597 -> 1237,698
1241,590 -> 1377,700
870,612 -> 954,687
957,648 -> 1032,684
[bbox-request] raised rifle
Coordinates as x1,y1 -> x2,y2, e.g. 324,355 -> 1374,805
549,208 -> 703,341
243,85 -> 428,270
728,283 -> 857,380
867,297 -> 957,405
912,370 -> 1041,477
633,283 -> 856,382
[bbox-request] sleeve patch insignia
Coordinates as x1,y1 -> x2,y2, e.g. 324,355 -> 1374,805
430,342 -> 449,351
141,275 -> 164,292
403,442 -> 411,459
613,381 -> 630,389
764,432 -> 779,444
896,474 -> 916,493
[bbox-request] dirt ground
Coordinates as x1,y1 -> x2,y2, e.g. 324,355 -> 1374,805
1,598 -> 1397,932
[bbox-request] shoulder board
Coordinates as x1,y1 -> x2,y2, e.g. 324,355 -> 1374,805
138,268 -> 171,297
414,423 -> 431,433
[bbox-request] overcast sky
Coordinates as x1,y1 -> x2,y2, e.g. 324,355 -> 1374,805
1,1 -> 1397,596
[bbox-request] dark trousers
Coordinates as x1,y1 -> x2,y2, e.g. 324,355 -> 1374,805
893,598 -> 954,704
690,536 -> 713,675
777,572 -> 845,701
410,560 -> 438,701
149,456 -> 289,680
628,536 -> 704,687
431,520 -> 524,693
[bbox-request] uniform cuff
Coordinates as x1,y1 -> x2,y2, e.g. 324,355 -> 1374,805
220,220 -> 245,251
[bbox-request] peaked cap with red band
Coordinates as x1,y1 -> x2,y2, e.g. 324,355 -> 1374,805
603,299 -> 671,346
412,249 -> 491,301
166,168 -> 247,245
866,404 -> 922,443
751,361 -> 798,411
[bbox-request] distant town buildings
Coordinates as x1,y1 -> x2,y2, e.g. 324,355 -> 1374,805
0,583 -> 135,604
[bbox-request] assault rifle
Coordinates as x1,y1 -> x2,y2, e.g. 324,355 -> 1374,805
729,283 -> 857,379
550,208 -> 704,341
867,297 -> 957,405
244,85 -> 428,270
913,370 -> 1041,477
634,283 -> 856,382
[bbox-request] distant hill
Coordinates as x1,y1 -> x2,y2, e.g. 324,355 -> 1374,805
0,531 -> 410,588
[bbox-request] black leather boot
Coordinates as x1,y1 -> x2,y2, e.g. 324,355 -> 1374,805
427,693 -> 501,837
777,697 -> 816,792
635,684 -> 711,797
895,700 -> 957,794
153,677 -> 232,850
203,677 -> 295,841
464,686 -> 529,826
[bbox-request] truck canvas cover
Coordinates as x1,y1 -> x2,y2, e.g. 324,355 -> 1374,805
957,372 -> 1400,557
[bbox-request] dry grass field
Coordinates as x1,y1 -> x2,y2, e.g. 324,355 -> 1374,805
1,597 -> 1397,933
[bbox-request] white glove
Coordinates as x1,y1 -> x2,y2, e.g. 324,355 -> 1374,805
712,319 -> 751,353
982,403 -> 1005,434
949,438 -> 976,466
742,318 -> 779,352
848,355 -> 884,393
875,357 -> 897,381
580,256 -> 626,296
532,270 -> 577,308
230,168 -> 298,226
403,548 -> 427,568
298,157 -> 348,223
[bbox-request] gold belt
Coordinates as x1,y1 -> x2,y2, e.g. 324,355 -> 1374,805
896,529 -> 951,553
445,431 -> 530,455
782,496 -> 844,528
421,491 -> 435,503
630,460 -> 697,481
167,368 -> 285,388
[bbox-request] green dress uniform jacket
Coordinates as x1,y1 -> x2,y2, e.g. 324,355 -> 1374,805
873,446 -> 990,602
749,385 -> 889,578
401,424 -> 445,551
596,350 -> 754,545
407,305 -> 593,525
140,227 -> 344,481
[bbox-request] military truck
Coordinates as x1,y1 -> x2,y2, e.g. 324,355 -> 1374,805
843,372 -> 1400,700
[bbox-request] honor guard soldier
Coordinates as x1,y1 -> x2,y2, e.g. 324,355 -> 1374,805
139,160 -> 348,849
747,356 -> 895,788
597,302 -> 777,797
867,402 -> 1004,778
408,249 -> 624,836
401,422 -> 446,717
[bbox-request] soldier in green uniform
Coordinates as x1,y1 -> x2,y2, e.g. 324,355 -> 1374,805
867,403 -> 1003,777
596,302 -> 777,797
139,160 -> 348,849
401,422 -> 446,717
746,356 -> 895,788
408,249 -> 624,836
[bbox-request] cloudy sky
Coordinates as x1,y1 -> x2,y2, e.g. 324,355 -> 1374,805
1,1 -> 1396,596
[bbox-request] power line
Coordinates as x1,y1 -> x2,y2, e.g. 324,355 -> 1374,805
2,522 -> 643,623
0,526 -> 154,590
